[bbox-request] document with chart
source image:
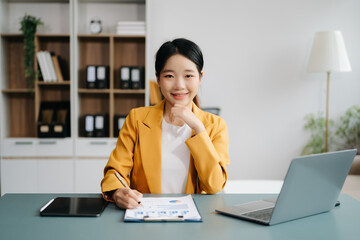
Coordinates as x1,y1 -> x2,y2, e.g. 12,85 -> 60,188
124,195 -> 202,222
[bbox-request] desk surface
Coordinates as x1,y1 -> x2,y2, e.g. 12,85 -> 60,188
1,193 -> 359,240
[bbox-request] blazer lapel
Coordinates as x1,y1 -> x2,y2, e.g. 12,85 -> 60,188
138,101 -> 165,193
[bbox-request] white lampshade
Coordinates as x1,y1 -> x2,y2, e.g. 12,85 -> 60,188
308,31 -> 351,73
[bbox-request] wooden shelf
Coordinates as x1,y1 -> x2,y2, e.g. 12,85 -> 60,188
37,81 -> 70,86
78,34 -> 145,38
113,89 -> 145,94
2,89 -> 34,94
1,33 -> 70,37
78,89 -> 110,94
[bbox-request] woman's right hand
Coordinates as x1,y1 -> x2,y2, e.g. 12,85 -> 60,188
112,187 -> 143,209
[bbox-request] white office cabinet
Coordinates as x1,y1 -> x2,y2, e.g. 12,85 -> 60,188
2,138 -> 73,157
1,158 -> 74,195
75,158 -> 108,193
1,159 -> 38,194
76,138 -> 116,158
37,159 -> 74,193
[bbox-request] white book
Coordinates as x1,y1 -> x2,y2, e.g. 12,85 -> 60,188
117,21 -> 145,26
44,51 -> 57,82
40,51 -> 51,82
36,52 -> 49,82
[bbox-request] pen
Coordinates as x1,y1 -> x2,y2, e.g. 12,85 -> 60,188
114,172 -> 142,206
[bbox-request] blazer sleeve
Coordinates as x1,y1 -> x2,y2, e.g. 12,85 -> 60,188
101,109 -> 137,200
185,117 -> 229,194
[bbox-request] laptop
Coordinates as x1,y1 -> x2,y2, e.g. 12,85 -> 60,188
216,149 -> 357,225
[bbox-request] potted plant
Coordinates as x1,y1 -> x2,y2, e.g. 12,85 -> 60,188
19,14 -> 43,89
301,112 -> 335,155
336,105 -> 360,174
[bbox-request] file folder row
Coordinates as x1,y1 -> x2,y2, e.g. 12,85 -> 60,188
86,66 -> 109,89
84,114 -> 127,138
86,66 -> 144,89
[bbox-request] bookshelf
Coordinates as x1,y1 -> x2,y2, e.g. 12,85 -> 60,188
0,0 -> 147,195
77,34 -> 145,137
0,34 -> 70,138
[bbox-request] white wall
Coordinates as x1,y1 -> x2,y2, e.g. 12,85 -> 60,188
147,0 -> 360,180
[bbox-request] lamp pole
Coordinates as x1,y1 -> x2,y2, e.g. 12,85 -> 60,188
325,72 -> 330,152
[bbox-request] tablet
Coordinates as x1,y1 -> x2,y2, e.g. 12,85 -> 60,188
40,197 -> 108,217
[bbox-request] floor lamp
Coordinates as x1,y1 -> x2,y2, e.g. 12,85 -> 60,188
308,31 -> 351,152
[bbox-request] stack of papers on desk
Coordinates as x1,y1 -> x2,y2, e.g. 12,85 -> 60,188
124,195 -> 202,222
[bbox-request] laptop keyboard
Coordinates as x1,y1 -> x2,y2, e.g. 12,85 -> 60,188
242,208 -> 274,222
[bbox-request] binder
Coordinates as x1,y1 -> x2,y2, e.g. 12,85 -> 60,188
51,55 -> 64,82
96,66 -> 109,89
52,106 -> 70,138
120,66 -> 131,89
38,109 -> 54,137
130,67 -> 144,89
94,114 -> 109,137
45,51 -> 57,82
86,66 -> 96,88
37,51 -> 50,82
37,101 -> 70,138
114,115 -> 127,137
84,115 -> 95,137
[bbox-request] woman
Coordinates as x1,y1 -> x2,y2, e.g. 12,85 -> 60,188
101,38 -> 229,209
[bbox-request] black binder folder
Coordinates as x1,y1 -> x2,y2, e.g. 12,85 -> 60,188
86,66 -> 96,89
114,115 -> 127,137
96,66 -> 109,89
131,67 -> 145,89
52,102 -> 70,138
38,108 -> 54,138
84,115 -> 95,137
38,101 -> 70,138
120,66 -> 131,89
94,114 -> 109,137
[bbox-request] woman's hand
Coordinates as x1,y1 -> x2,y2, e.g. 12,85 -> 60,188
112,187 -> 143,209
169,104 -> 205,135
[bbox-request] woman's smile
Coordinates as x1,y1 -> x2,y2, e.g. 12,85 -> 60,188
171,92 -> 189,100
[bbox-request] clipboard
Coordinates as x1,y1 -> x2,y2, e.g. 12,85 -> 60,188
124,195 -> 202,222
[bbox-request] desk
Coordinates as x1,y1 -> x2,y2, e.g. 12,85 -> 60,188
1,194 -> 359,240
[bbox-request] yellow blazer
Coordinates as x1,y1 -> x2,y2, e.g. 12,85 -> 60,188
101,100 -> 229,199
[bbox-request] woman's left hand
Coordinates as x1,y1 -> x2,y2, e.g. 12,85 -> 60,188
169,104 -> 205,135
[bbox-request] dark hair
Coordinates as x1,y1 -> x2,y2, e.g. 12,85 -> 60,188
155,38 -> 203,107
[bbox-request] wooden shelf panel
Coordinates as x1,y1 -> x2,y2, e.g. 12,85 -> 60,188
113,89 -> 145,94
39,87 -> 70,102
1,33 -> 70,37
7,94 -> 35,138
78,34 -> 145,38
2,89 -> 33,94
114,94 -> 145,115
78,89 -> 110,94
37,81 -> 70,86
1,35 -> 28,89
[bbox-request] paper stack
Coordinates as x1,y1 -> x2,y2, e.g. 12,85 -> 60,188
116,21 -> 146,35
